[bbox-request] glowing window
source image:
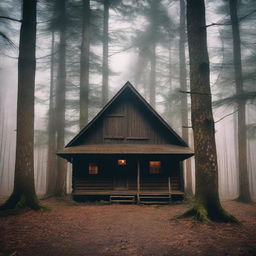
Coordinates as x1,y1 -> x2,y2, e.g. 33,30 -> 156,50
88,163 -> 99,175
118,159 -> 126,166
149,161 -> 161,174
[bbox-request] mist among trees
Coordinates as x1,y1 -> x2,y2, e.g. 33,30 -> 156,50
0,0 -> 255,207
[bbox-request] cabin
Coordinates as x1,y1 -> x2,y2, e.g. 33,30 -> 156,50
57,82 -> 193,203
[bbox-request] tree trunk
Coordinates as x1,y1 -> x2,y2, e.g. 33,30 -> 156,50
80,0 -> 90,129
55,0 -> 67,197
46,31 -> 57,196
168,41 -> 172,90
179,0 -> 192,197
149,41 -> 156,108
184,0 -> 237,222
102,0 -> 109,107
0,0 -> 40,210
149,0 -> 157,109
229,0 -> 251,203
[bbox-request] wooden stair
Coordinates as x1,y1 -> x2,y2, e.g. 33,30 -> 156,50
139,194 -> 171,204
110,195 -> 136,204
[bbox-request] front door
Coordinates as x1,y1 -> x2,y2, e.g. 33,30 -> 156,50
114,162 -> 128,190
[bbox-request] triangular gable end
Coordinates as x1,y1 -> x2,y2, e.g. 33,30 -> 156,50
66,82 -> 188,147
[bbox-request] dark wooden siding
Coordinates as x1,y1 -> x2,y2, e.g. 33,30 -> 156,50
76,92 -> 179,145
72,157 -> 182,192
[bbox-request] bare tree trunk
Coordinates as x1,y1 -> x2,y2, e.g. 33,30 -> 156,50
229,0 -> 251,203
179,0 -> 192,197
168,41 -> 172,89
55,0 -> 67,197
46,31 -> 57,196
80,0 -> 90,129
149,0 -> 157,108
149,42 -> 156,108
183,0 -> 237,222
0,109 -> 6,189
0,0 -> 40,210
102,0 -> 109,107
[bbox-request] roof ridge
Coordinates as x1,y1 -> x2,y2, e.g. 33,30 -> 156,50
66,81 -> 188,147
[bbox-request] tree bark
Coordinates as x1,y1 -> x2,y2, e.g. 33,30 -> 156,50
179,0 -> 193,197
80,0 -> 90,129
46,32 -> 57,196
0,0 -> 40,210
229,0 -> 251,203
55,0 -> 67,197
102,0 -> 109,107
184,0 -> 237,222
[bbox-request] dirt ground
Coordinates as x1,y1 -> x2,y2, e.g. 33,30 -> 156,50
0,198 -> 256,256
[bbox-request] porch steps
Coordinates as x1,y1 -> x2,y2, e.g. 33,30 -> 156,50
110,195 -> 136,204
139,194 -> 171,204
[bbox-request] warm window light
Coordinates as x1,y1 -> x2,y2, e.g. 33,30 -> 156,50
89,163 -> 99,175
149,161 -> 161,174
118,159 -> 126,166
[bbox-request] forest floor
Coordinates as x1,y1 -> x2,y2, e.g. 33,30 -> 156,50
0,198 -> 255,256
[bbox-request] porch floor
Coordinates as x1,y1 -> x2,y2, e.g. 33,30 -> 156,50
72,190 -> 184,196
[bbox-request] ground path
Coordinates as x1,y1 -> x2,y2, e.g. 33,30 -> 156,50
0,198 -> 255,256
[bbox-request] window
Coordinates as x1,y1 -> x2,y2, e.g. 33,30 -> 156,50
88,163 -> 99,175
118,159 -> 126,166
149,161 -> 161,174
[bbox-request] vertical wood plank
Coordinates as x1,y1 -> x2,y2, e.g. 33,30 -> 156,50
168,176 -> 171,194
137,160 -> 140,204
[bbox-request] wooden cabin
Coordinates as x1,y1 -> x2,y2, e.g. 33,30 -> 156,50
57,82 -> 193,203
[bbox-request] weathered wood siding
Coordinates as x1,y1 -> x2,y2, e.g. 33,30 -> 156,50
73,177 -> 181,192
73,91 -> 179,145
72,157 -> 182,192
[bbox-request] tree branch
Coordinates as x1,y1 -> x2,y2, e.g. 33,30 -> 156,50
205,9 -> 256,28
179,90 -> 211,96
0,32 -> 16,47
205,22 -> 231,28
239,9 -> 256,22
108,45 -> 133,57
0,15 -> 21,22
215,109 -> 238,123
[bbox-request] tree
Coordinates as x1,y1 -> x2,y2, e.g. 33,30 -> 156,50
148,0 -> 158,108
102,0 -> 109,106
0,0 -> 40,210
80,0 -> 90,128
132,0 -> 172,108
55,0 -> 67,196
46,31 -> 57,196
179,0 -> 192,197
182,0 -> 237,222
229,0 -> 251,203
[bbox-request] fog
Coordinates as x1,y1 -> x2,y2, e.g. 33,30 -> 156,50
0,0 -> 255,200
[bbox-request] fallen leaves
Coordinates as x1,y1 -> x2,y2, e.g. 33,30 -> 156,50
0,199 -> 255,256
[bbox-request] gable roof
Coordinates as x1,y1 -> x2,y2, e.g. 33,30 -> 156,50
66,81 -> 188,148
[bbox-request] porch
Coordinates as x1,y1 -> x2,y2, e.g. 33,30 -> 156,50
66,149 -> 189,203
72,174 -> 184,203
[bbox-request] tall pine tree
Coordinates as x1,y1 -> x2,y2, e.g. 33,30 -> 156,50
181,0 -> 237,222
0,0 -> 40,210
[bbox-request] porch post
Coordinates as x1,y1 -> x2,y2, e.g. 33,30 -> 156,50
137,160 -> 140,204
168,176 -> 171,194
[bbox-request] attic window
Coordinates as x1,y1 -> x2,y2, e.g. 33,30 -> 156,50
104,115 -> 125,139
88,163 -> 99,175
149,161 -> 161,174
